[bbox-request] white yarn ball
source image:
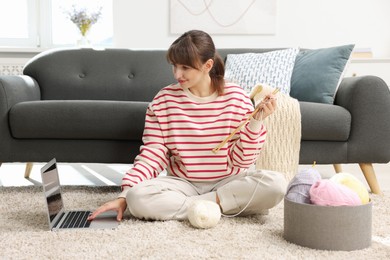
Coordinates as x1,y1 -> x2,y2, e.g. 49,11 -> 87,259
251,83 -> 274,107
187,200 -> 221,229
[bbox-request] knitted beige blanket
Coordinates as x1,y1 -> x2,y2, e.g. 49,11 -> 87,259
255,93 -> 301,181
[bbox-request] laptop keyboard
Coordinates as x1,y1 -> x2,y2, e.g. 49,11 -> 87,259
60,211 -> 92,229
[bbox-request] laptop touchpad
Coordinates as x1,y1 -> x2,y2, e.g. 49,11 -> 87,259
89,211 -> 119,229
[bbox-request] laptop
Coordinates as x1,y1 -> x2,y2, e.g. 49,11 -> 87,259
41,158 -> 119,231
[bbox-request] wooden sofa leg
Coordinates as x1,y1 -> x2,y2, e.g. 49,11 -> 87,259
333,164 -> 342,173
24,163 -> 33,178
359,163 -> 382,195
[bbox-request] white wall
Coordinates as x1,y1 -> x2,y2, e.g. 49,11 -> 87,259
113,0 -> 390,57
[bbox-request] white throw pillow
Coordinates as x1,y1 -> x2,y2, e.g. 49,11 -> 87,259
224,48 -> 299,94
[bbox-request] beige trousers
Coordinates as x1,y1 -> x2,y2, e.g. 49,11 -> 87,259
126,170 -> 287,220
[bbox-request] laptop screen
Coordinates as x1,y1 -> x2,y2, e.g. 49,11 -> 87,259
41,159 -> 65,226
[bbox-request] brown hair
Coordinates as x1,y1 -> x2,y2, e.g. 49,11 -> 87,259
167,30 -> 225,95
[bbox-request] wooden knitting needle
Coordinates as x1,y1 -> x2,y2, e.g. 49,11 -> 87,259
212,88 -> 279,154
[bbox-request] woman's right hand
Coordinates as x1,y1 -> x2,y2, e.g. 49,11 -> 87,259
87,197 -> 127,222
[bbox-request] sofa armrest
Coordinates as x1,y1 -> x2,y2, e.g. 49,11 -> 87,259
0,76 -> 41,153
335,76 -> 390,163
0,75 -> 41,110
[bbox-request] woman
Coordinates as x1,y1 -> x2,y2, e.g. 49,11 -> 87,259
89,30 -> 286,222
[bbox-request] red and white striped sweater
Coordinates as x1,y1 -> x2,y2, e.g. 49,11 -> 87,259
119,83 -> 266,197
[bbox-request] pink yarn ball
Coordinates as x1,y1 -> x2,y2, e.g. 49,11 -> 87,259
310,180 -> 362,206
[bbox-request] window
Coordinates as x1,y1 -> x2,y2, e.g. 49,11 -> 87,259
0,0 -> 38,47
0,0 -> 113,48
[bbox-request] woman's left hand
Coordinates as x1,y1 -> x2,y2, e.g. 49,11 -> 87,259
253,94 -> 277,121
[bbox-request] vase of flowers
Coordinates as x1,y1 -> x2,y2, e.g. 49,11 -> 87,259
65,5 -> 102,46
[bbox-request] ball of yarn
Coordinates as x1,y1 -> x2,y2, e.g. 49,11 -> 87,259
187,200 -> 221,229
251,83 -> 274,107
330,172 -> 370,204
286,168 -> 322,204
310,180 -> 362,206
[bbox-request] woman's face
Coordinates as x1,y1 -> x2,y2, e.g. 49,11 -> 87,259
172,60 -> 212,91
172,64 -> 204,88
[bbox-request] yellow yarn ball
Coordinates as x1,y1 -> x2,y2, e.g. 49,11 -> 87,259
330,172 -> 370,204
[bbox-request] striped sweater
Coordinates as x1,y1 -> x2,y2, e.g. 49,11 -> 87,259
119,83 -> 267,197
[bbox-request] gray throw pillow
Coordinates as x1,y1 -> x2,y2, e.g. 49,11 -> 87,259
290,44 -> 355,104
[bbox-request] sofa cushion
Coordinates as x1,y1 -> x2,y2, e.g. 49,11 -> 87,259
23,48 -> 175,101
224,48 -> 299,94
300,102 -> 351,141
290,44 -> 354,104
9,100 -> 148,140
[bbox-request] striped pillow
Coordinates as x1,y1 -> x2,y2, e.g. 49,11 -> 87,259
224,48 -> 299,94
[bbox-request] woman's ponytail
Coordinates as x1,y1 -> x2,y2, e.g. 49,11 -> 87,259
210,53 -> 225,95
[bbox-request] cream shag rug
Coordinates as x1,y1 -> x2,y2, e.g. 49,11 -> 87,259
1,186 -> 389,259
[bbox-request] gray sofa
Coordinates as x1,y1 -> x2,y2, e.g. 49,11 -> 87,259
1,48 -> 389,193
